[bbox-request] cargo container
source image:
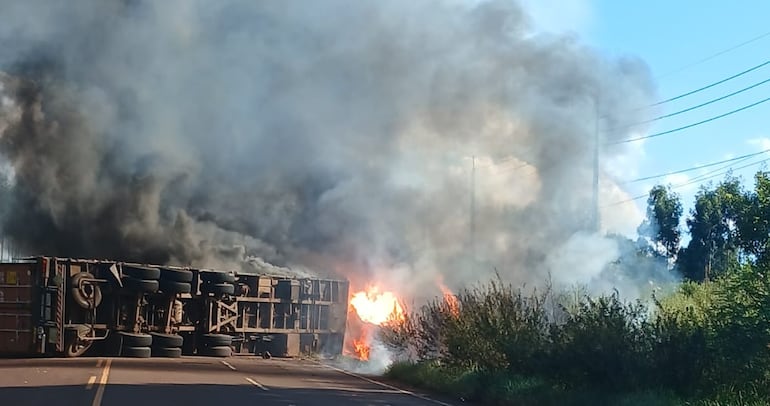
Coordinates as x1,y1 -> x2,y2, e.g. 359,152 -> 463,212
0,256 -> 349,358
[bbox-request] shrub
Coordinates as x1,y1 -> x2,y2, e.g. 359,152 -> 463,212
379,269 -> 770,402
547,292 -> 652,391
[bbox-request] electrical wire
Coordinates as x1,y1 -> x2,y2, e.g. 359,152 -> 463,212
608,157 -> 770,206
673,156 -> 755,186
657,30 -> 770,80
676,156 -> 764,186
623,148 -> 770,184
610,95 -> 770,145
601,58 -> 770,120
654,59 -> 770,106
607,76 -> 770,133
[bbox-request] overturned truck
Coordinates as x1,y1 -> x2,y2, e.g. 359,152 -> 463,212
0,256 -> 349,358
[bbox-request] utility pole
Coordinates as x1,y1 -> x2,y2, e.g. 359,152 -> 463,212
592,101 -> 600,233
470,155 -> 476,269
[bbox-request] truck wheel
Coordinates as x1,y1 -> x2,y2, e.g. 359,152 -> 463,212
122,265 -> 160,280
199,346 -> 231,357
122,346 -> 151,358
71,272 -> 103,309
119,332 -> 153,347
180,333 -> 196,355
160,268 -> 193,283
159,280 -> 191,294
200,333 -> 232,347
199,271 -> 236,284
151,347 -> 182,358
201,282 -> 235,295
149,333 -> 184,348
64,333 -> 92,358
122,277 -> 159,293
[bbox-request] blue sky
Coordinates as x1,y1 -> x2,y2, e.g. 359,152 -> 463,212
524,1 -> 770,234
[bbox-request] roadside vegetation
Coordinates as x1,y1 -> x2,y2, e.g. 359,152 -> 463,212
379,171 -> 770,405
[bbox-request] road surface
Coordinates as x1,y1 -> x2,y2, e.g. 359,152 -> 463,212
0,356 -> 457,406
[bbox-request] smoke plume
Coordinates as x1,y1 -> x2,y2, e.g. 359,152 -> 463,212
0,1 -> 657,296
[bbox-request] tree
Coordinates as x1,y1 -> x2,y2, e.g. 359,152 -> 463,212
676,177 -> 746,282
735,171 -> 770,265
637,185 -> 683,259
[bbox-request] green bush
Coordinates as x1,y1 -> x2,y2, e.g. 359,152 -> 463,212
547,293 -> 652,391
378,267 -> 770,403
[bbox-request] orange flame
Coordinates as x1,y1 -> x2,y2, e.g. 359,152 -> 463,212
350,286 -> 405,325
352,338 -> 370,361
345,286 -> 405,361
438,280 -> 460,317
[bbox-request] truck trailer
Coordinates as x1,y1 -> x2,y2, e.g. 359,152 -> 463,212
0,256 -> 349,358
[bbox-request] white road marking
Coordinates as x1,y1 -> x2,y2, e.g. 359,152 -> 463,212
85,375 -> 96,390
91,359 -> 112,406
321,363 -> 454,406
316,387 -> 402,394
245,377 -> 269,391
221,360 -> 237,371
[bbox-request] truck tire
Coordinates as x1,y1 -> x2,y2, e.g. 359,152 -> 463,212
160,268 -> 193,283
122,277 -> 159,293
119,332 -> 153,347
200,333 -> 232,347
122,265 -> 160,280
181,334 -> 196,355
151,346 -> 182,358
159,280 -> 191,294
199,271 -> 236,284
199,346 -> 231,357
64,332 -> 92,358
122,346 -> 151,358
70,272 -> 103,309
149,333 -> 184,348
201,282 -> 235,295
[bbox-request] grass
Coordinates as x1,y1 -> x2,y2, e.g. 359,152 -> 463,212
386,361 -> 770,405
378,272 -> 770,405
385,361 -> 686,406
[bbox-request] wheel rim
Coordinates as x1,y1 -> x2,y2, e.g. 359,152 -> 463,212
67,338 -> 91,357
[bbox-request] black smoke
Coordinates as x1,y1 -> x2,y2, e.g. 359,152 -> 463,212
0,1 -> 656,293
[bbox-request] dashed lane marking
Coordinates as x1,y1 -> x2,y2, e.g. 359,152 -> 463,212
245,377 -> 269,391
85,375 -> 96,390
221,360 -> 237,371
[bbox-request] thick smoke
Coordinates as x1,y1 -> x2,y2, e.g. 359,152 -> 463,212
0,1 -> 657,296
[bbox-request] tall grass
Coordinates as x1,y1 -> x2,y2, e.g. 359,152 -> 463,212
379,269 -> 770,404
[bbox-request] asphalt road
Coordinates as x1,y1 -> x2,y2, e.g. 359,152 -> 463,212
0,356 -> 457,406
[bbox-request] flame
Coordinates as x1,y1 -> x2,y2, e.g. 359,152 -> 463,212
350,286 -> 404,325
352,337 -> 370,361
438,279 -> 460,317
345,285 -> 405,361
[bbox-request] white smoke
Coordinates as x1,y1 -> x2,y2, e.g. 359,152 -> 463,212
0,1 -> 660,301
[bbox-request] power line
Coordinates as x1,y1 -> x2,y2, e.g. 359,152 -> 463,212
610,95 -> 770,145
678,156 -> 765,186
608,157 -> 770,207
600,58 -> 770,120
659,156 -> 770,193
612,157 -> 767,206
607,76 -> 770,133
623,148 -> 770,184
657,30 -> 770,80
653,59 -> 770,106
